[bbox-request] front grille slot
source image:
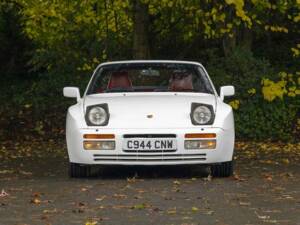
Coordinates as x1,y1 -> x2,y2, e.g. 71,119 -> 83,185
94,158 -> 206,162
123,134 -> 176,138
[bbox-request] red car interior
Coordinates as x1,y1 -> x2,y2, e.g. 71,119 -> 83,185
107,71 -> 132,90
169,74 -> 194,91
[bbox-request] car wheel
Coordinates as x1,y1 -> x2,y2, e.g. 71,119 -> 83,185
69,163 -> 91,178
210,161 -> 233,177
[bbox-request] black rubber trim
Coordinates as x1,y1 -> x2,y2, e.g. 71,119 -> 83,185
190,102 -> 215,125
211,161 -> 233,177
93,153 -> 206,157
85,103 -> 109,126
69,163 -> 91,178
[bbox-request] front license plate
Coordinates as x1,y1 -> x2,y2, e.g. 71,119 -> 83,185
123,138 -> 177,151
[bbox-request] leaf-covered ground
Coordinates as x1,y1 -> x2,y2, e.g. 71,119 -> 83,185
0,141 -> 300,225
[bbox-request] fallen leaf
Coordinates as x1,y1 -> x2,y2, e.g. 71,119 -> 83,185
266,176 -> 273,182
233,174 -> 246,182
263,174 -> 273,182
19,170 -> 32,176
204,210 -> 214,215
286,172 -> 294,177
263,219 -> 278,223
127,174 -> 138,183
0,189 -> 9,197
282,159 -> 290,164
173,180 -> 181,185
239,202 -> 251,206
112,205 -> 130,209
78,202 -> 85,207
191,206 -> 199,212
167,209 -> 177,214
203,175 -> 212,181
0,170 -> 14,174
113,194 -> 127,199
255,211 -> 270,219
43,208 -> 58,214
96,196 -> 106,201
132,203 -> 147,210
85,221 -> 97,225
30,198 -> 41,204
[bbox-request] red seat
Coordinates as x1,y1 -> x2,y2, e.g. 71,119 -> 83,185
107,71 -> 132,90
169,73 -> 193,91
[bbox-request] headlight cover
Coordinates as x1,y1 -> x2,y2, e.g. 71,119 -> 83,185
185,140 -> 216,149
190,103 -> 215,125
85,104 -> 109,126
83,141 -> 115,150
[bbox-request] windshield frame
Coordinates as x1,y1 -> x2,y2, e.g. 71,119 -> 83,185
83,61 -> 217,97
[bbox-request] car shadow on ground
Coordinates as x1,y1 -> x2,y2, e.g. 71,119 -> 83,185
91,165 -> 210,179
1,157 -> 211,180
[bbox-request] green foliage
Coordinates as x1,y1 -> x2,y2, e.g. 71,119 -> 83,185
207,48 -> 299,141
15,0 -> 300,72
207,48 -> 273,96
0,72 -> 89,117
236,98 -> 298,141
0,1 -> 30,75
18,0 -> 132,73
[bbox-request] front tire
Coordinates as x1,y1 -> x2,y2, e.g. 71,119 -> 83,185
69,163 -> 91,178
211,161 -> 233,177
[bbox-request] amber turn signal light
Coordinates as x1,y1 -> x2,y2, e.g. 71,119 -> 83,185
185,133 -> 216,138
83,134 -> 115,139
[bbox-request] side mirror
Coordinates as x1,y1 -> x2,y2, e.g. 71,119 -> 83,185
63,87 -> 80,102
220,86 -> 235,101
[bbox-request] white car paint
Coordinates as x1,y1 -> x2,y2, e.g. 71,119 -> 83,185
64,60 -> 235,166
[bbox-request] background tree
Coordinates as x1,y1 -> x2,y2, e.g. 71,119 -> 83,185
132,0 -> 151,59
0,0 -> 29,75
0,0 -> 299,141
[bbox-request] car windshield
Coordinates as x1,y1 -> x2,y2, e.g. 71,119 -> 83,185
86,63 -> 214,94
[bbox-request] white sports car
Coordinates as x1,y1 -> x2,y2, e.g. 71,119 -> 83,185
63,60 -> 235,178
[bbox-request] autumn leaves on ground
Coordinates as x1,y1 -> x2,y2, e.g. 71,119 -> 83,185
0,137 -> 299,225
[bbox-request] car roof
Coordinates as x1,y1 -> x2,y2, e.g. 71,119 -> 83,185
98,60 -> 203,67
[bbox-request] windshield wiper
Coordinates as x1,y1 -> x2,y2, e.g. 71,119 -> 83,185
105,87 -> 134,93
154,88 -> 169,92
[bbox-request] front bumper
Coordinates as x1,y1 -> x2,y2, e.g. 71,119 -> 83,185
66,125 -> 235,165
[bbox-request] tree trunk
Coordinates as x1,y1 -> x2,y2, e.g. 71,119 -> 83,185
222,31 -> 236,57
132,0 -> 151,59
222,26 -> 252,56
240,26 -> 252,51
222,7 -> 236,57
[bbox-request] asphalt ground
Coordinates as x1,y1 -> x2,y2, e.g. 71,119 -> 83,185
0,142 -> 299,225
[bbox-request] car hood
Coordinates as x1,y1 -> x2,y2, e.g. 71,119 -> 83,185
84,93 -> 216,129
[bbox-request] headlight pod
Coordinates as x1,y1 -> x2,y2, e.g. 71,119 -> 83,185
85,104 -> 109,126
190,103 -> 215,125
